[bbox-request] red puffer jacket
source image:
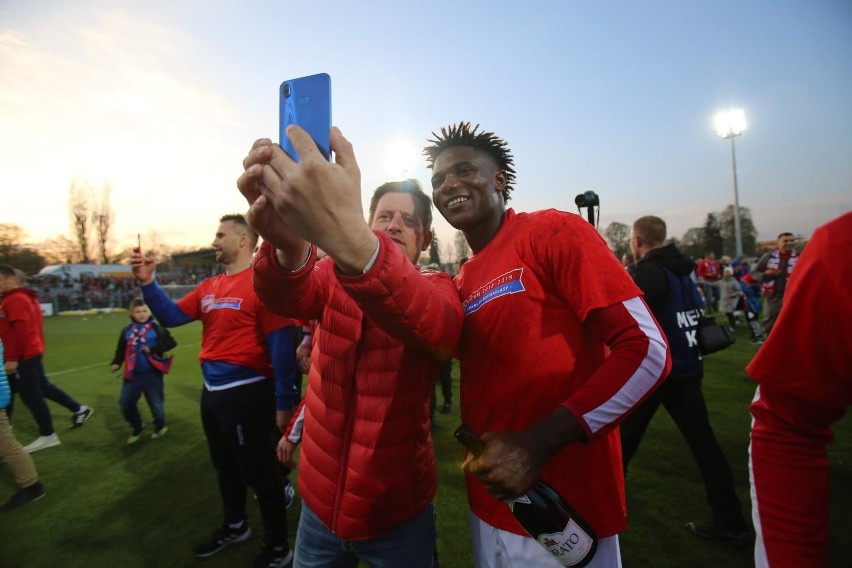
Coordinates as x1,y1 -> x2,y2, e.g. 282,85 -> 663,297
253,234 -> 463,540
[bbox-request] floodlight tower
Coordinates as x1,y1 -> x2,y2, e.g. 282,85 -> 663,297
714,109 -> 746,258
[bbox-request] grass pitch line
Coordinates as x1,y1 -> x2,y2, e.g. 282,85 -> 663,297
50,342 -> 201,376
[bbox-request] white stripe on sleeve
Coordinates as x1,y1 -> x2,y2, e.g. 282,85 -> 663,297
582,296 -> 669,435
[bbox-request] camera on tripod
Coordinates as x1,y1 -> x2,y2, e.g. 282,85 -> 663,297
574,191 -> 600,208
574,191 -> 600,227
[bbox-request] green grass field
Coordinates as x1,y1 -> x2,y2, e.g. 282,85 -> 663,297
1,312 -> 849,567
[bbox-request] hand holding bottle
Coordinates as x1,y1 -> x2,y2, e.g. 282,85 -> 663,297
461,429 -> 547,502
456,424 -> 599,567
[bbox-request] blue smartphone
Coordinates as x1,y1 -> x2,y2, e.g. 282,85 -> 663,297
279,73 -> 332,161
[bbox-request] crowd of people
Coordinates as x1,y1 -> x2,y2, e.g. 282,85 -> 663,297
0,120 -> 846,568
34,273 -> 138,312
687,233 -> 801,345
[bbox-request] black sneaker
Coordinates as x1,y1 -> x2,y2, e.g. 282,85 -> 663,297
194,521 -> 252,558
71,406 -> 94,428
253,544 -> 293,568
0,482 -> 46,512
684,521 -> 753,548
441,400 -> 452,414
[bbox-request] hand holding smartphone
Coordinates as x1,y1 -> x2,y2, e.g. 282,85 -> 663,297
279,73 -> 332,161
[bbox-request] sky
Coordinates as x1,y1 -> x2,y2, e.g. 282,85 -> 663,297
1,0 -> 850,261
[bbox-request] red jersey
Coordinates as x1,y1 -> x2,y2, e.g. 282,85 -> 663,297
177,268 -> 292,377
0,287 -> 45,361
696,258 -> 721,281
456,209 -> 669,537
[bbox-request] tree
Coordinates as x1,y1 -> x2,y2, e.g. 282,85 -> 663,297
428,234 -> 441,265
442,242 -> 455,266
701,213 -> 723,257
38,235 -> 81,264
68,178 -> 94,263
454,230 -> 470,264
93,183 -> 114,264
680,227 -> 705,259
719,204 -> 758,257
0,223 -> 25,258
604,221 -> 631,259
0,223 -> 46,273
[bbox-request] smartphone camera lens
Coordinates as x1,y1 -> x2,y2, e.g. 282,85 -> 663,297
282,83 -> 291,98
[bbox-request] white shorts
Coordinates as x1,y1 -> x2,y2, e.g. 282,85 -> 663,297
468,508 -> 622,568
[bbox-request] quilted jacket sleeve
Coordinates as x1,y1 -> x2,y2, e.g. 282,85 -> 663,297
336,232 -> 463,360
253,241 -> 329,322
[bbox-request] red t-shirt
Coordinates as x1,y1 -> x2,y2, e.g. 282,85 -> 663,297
697,258 -> 721,281
456,209 -> 665,537
177,268 -> 292,376
747,212 -> 852,408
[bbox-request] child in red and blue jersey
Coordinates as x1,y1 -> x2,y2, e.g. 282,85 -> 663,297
109,299 -> 176,444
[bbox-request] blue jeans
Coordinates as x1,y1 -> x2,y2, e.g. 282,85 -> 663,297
119,372 -> 165,431
702,280 -> 720,311
294,501 -> 436,568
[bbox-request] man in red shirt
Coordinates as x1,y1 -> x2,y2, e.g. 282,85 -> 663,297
696,251 -> 722,313
424,122 -> 671,567
0,265 -> 93,453
132,215 -> 297,567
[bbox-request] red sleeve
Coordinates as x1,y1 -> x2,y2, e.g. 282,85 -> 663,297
253,242 -> 330,322
561,296 -> 671,440
337,232 -> 463,360
175,281 -> 203,319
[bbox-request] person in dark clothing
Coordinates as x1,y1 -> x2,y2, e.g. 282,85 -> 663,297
620,215 -> 751,548
109,299 -> 177,444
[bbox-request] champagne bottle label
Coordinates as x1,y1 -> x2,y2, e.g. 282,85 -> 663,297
536,519 -> 594,567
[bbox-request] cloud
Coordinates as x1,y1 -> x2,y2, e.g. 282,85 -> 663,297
0,3 -> 251,247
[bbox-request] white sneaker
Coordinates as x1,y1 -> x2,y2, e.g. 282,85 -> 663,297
24,433 -> 61,453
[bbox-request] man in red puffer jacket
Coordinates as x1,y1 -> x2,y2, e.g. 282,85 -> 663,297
238,129 -> 463,568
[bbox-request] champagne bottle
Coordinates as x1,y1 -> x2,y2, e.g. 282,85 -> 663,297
454,424 -> 599,567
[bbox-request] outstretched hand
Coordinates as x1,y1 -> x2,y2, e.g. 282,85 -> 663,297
237,126 -> 377,274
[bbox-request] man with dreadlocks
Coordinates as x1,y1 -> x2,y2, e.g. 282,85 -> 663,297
424,122 -> 671,567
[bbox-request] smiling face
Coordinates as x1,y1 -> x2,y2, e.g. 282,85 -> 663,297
430,146 -> 506,250
778,234 -> 795,253
369,192 -> 432,264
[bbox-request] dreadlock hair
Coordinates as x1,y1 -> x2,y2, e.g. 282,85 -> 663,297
423,122 -> 517,202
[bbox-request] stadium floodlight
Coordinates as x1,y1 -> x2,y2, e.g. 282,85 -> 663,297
714,109 -> 746,257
